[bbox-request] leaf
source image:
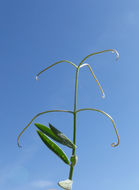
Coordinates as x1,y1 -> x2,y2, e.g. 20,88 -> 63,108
35,123 -> 76,149
35,123 -> 62,144
36,130 -> 70,165
49,123 -> 76,149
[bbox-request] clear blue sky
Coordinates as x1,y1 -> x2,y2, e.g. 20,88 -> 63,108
0,0 -> 139,190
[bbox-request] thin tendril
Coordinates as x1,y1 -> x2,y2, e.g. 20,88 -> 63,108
36,60 -> 78,80
79,49 -> 119,67
17,110 -> 74,147
79,63 -> 105,98
76,108 -> 120,147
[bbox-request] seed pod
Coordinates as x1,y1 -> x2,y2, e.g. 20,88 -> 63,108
49,123 -> 76,149
37,130 -> 70,165
35,123 -> 76,149
35,123 -> 62,144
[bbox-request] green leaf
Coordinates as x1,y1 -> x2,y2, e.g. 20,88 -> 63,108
49,123 -> 76,149
36,130 -> 70,165
35,123 -> 62,144
35,123 -> 76,149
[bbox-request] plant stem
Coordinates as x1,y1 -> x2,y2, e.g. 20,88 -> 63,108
69,67 -> 80,180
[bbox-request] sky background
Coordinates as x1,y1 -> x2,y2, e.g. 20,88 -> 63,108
0,0 -> 139,190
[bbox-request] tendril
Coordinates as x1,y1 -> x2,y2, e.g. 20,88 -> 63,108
17,110 -> 74,147
36,60 -> 78,80
79,63 -> 105,98
76,108 -> 120,147
79,49 -> 119,67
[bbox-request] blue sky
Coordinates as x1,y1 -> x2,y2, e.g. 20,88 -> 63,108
0,0 -> 139,190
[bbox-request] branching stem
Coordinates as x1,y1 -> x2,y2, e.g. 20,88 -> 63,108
68,49 -> 119,180
17,49 -> 120,187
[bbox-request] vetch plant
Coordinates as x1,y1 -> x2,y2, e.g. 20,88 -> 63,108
17,49 -> 120,190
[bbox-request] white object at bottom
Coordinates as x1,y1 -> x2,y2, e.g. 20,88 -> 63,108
58,179 -> 73,190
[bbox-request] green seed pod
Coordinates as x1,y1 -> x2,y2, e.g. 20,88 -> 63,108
37,130 -> 70,165
49,123 -> 76,149
35,123 -> 62,144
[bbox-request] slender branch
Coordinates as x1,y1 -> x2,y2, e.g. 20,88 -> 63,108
68,67 -> 79,180
17,110 -> 74,147
73,68 -> 80,146
78,49 -> 119,67
79,63 -> 105,98
36,60 -> 78,80
76,108 -> 120,147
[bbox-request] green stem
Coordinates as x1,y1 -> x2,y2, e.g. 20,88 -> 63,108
69,67 -> 80,180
